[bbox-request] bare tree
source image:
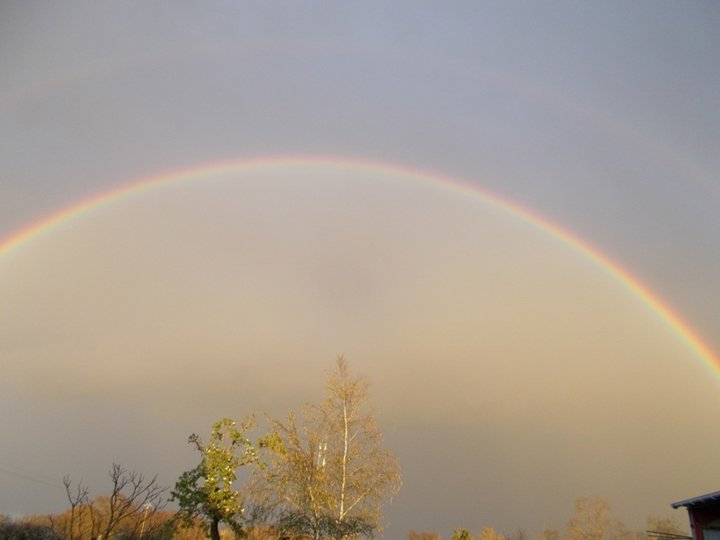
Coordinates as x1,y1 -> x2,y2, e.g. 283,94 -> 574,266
98,463 -> 167,539
62,475 -> 89,540
62,464 -> 167,540
506,529 -> 526,540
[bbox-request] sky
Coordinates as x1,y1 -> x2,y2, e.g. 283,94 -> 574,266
1,2 -> 720,538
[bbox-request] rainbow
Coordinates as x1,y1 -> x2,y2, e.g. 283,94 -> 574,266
2,155 -> 718,376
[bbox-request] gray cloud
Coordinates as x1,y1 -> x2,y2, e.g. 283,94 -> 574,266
1,2 -> 719,538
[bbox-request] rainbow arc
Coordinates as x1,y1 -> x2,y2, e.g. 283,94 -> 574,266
1,156 -> 717,377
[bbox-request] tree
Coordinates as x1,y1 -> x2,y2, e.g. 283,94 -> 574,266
478,528 -> 505,540
171,417 -> 261,540
646,516 -> 689,540
260,357 -> 401,539
409,531 -> 441,540
0,519 -> 60,540
95,463 -> 167,539
0,514 -> 59,540
408,531 -> 441,540
506,529 -> 526,540
538,528 -> 561,540
60,463 -> 167,540
565,496 -> 629,540
452,528 -> 474,540
61,475 -> 89,540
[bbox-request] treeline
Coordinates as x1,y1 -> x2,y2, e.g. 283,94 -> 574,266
0,361 -> 689,540
1,358 -> 401,540
1,494 -> 688,540
410,495 -> 688,540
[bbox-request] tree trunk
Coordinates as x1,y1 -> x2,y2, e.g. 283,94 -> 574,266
210,516 -> 221,540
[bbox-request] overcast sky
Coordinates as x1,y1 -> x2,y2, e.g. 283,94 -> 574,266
1,2 -> 719,538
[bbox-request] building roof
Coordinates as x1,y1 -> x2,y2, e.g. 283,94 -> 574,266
672,491 -> 720,509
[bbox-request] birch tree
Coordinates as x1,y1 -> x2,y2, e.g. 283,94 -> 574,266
565,496 -> 630,540
262,357 -> 401,539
